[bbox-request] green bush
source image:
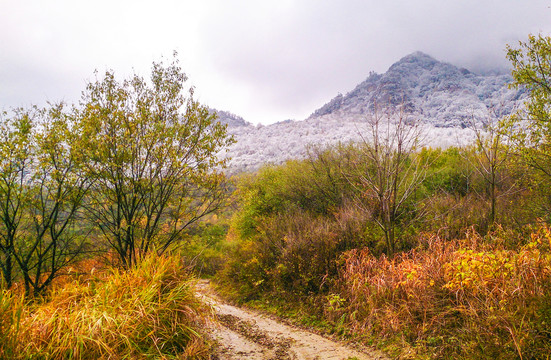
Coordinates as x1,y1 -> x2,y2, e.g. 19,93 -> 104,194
183,223 -> 229,277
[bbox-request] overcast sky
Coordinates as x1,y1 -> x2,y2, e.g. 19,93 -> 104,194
1,0 -> 551,124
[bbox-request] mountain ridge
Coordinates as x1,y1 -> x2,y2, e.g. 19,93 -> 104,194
216,52 -> 525,173
307,51 -> 523,127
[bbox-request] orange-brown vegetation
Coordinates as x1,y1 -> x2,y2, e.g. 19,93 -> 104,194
0,254 -> 211,359
338,226 -> 551,358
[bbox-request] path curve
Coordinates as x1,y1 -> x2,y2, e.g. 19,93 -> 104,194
196,280 -> 389,360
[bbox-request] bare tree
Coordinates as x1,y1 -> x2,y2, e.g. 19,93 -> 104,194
349,107 -> 428,254
468,110 -> 516,227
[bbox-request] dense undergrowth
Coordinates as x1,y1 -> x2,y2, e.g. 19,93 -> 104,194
339,227 -> 551,359
214,143 -> 551,359
218,226 -> 551,359
0,254 -> 211,359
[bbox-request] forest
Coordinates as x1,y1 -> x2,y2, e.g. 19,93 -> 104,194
1,35 -> 551,359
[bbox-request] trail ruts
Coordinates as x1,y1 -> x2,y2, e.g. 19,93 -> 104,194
196,280 -> 389,360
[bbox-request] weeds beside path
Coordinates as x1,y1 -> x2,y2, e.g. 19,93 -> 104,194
196,280 -> 388,360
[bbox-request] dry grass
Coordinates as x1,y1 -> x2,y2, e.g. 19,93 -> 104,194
338,226 -> 551,359
0,254 -> 212,359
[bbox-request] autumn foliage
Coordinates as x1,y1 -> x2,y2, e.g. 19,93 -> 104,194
336,226 -> 551,358
0,254 -> 211,359
219,139 -> 551,358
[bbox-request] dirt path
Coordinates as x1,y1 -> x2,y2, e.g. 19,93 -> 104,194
196,280 -> 389,360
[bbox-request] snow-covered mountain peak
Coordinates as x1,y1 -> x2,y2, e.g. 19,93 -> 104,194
311,51 -> 523,127
210,109 -> 252,128
217,52 -> 526,173
389,51 -> 440,72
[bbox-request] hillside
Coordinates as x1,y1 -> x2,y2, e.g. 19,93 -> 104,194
217,52 -> 525,173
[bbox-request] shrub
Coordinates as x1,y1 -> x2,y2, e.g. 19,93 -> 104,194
183,223 -> 229,277
338,227 -> 551,359
221,205 -> 373,303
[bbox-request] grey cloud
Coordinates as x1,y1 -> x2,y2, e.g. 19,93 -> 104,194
1,0 -> 551,124
195,0 -> 551,122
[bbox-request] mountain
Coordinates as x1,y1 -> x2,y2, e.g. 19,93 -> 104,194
210,109 -> 251,128
310,52 -> 523,127
217,52 -> 526,173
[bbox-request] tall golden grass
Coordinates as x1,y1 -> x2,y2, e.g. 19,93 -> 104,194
0,254 -> 211,359
338,227 -> 551,359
